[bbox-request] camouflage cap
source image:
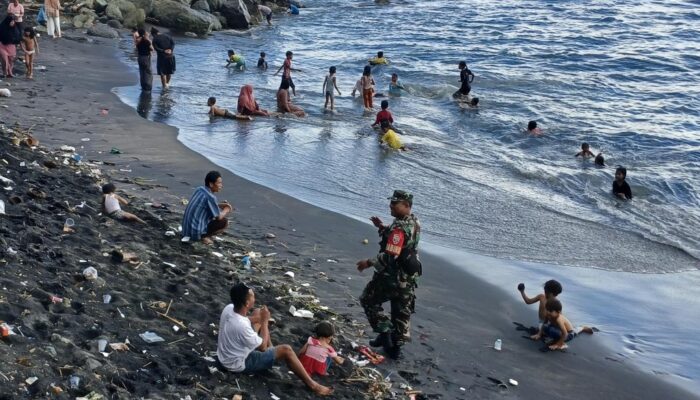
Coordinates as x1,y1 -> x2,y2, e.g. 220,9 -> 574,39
388,190 -> 413,205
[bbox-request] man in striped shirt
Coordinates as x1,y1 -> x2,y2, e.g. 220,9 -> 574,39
182,171 -> 232,244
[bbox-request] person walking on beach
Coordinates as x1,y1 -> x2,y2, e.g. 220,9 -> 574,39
135,28 -> 153,92
151,27 -> 175,89
217,283 -> 333,396
181,171 -> 233,244
0,15 -> 21,78
44,0 -> 61,39
357,190 -> 422,359
20,26 -> 38,79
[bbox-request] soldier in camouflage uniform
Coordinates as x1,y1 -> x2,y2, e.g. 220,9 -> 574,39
357,190 -> 421,359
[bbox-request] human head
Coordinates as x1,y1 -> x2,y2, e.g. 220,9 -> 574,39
528,120 -> 538,131
543,279 -> 562,298
207,97 -> 216,106
150,27 -> 159,36
545,298 -> 562,318
101,183 -> 116,195
380,119 -> 390,132
260,51 -> 266,58
24,26 -> 35,38
381,100 -> 389,110
377,51 -> 384,58
471,97 -> 479,107
137,28 -> 146,38
314,321 -> 335,339
230,282 -> 254,312
595,153 -> 605,166
458,61 -> 467,70
280,79 -> 290,90
615,166 -> 627,180
228,50 -> 234,56
205,170 -> 223,192
286,50 -> 293,59
581,142 -> 590,151
329,66 -> 336,74
391,73 -> 398,82
363,65 -> 371,76
388,190 -> 413,218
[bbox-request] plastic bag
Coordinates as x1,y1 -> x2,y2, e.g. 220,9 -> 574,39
37,6 -> 47,26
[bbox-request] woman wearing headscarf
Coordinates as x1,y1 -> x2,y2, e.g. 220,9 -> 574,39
0,15 -> 21,78
237,84 -> 269,116
44,0 -> 62,39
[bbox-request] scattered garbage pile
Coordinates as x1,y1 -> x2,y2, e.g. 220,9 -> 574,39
0,124 -> 425,399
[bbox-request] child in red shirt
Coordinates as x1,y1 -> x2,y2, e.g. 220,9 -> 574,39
372,100 -> 394,129
298,322 -> 345,376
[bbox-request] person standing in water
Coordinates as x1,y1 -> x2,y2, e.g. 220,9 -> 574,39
612,166 -> 633,200
322,66 -> 341,111
134,28 -> 153,92
361,65 -> 376,111
453,61 -> 474,98
388,73 -> 406,97
275,51 -> 301,96
151,27 -> 176,89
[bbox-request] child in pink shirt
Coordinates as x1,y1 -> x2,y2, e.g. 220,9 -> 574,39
298,322 -> 344,376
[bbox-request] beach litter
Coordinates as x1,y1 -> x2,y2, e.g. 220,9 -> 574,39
139,331 -> 165,343
103,294 -> 111,304
289,305 -> 314,319
327,259 -> 338,263
363,239 -> 369,244
76,391 -> 104,400
0,200 -> 5,215
165,230 -> 176,237
63,218 -> 75,233
82,267 -> 98,280
110,147 -> 121,154
25,377 -> 38,385
0,174 -> 13,185
59,145 -> 76,152
212,251 -> 224,258
494,338 -> 502,351
109,342 -> 129,351
509,378 -> 519,386
69,375 -> 80,389
97,339 -> 108,352
241,256 -> 252,271
265,233 -> 276,239
284,271 -> 295,279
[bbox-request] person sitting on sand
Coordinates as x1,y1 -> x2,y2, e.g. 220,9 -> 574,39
527,120 -> 542,136
298,321 -> 345,376
518,279 -> 562,323
207,97 -> 238,119
181,171 -> 232,244
226,50 -> 245,70
217,283 -> 333,396
101,183 -> 146,224
237,85 -> 269,116
277,79 -> 305,117
613,166 -> 632,200
576,142 -> 595,158
372,100 -> 394,129
369,51 -> 388,65
530,298 -> 595,351
379,120 -> 406,151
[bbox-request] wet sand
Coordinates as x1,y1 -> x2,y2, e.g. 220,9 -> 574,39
0,34 -> 696,399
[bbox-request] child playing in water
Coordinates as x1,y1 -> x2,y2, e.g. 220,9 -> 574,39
322,66 -> 341,111
101,183 -> 146,224
379,120 -> 406,150
595,153 -> 605,167
369,51 -> 388,65
20,27 -> 38,79
361,65 -> 376,111
576,143 -> 595,158
453,61 -> 474,98
530,298 -> 595,350
518,279 -> 562,323
207,97 -> 237,119
372,100 -> 394,129
257,51 -> 268,70
527,120 -> 542,136
275,51 -> 301,96
388,73 -> 405,97
226,50 -> 245,70
613,166 -> 633,200
298,321 -> 345,376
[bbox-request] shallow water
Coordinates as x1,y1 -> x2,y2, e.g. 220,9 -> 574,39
115,0 -> 700,391
117,0 -> 700,274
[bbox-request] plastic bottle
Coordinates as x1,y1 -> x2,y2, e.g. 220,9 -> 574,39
241,256 -> 252,271
494,339 -> 502,351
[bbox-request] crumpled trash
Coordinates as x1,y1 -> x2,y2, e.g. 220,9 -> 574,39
284,271 -> 295,279
59,145 -> 76,152
82,267 -> 98,280
139,331 -> 165,343
109,343 -> 130,351
110,147 -> 121,154
289,305 -> 313,319
211,251 -> 224,258
0,174 -> 13,185
25,377 -> 38,385
0,200 -> 5,215
76,391 -> 104,400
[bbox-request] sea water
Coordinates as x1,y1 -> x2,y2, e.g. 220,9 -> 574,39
115,0 -> 700,391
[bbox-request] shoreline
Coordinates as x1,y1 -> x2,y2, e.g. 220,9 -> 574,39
1,33 -> 697,399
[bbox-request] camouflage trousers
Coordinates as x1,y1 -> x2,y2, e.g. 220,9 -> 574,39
360,273 -> 416,346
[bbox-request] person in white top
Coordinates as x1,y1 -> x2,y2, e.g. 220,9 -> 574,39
101,183 -> 146,224
258,4 -> 273,25
217,283 -> 333,396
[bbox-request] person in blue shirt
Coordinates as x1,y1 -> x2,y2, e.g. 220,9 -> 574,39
182,171 -> 233,244
289,4 -> 300,15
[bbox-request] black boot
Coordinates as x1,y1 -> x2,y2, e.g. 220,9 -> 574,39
386,344 -> 402,360
369,332 -> 391,348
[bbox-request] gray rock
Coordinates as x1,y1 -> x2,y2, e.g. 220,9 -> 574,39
151,0 -> 220,34
242,0 -> 262,24
123,8 -> 145,28
98,15 -> 109,23
131,0 -> 154,15
220,0 -> 251,29
192,0 -> 210,13
213,12 -> 226,26
94,0 -> 108,12
207,0 -> 226,11
184,31 -> 198,37
50,333 -> 75,346
87,23 -> 120,38
107,19 -> 123,29
73,10 -> 97,28
45,345 -> 58,358
105,3 -> 123,20
85,357 -> 103,371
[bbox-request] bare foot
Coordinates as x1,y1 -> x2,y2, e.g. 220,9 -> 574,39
580,326 -> 596,334
310,383 -> 333,396
201,237 -> 214,245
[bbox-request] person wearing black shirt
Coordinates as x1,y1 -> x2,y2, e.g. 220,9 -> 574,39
453,60 -> 475,98
612,166 -> 633,200
151,27 -> 175,89
135,28 -> 153,92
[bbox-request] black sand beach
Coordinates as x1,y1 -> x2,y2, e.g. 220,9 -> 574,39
0,34 -> 697,399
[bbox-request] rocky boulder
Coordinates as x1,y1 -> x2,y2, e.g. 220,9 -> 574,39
72,9 -> 98,28
104,0 -> 144,28
151,0 -> 220,34
192,0 -> 210,13
242,0 -> 261,24
131,0 -> 154,15
94,0 -> 108,12
220,0 -> 251,30
207,0 -> 226,11
87,23 -> 120,38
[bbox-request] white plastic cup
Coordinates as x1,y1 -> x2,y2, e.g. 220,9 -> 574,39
103,294 -> 111,304
97,339 -> 108,352
65,218 -> 75,227
494,339 -> 502,351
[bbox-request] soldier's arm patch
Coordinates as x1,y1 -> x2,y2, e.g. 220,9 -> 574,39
384,228 -> 405,256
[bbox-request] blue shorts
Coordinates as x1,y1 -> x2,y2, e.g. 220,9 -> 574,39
242,347 -> 276,373
543,324 -> 576,342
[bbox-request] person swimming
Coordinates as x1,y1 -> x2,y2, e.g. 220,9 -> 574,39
369,51 -> 388,65
388,73 -> 405,97
527,120 -> 542,136
226,50 -> 245,70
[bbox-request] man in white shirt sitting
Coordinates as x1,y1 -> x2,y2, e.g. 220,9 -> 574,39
217,283 -> 333,396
